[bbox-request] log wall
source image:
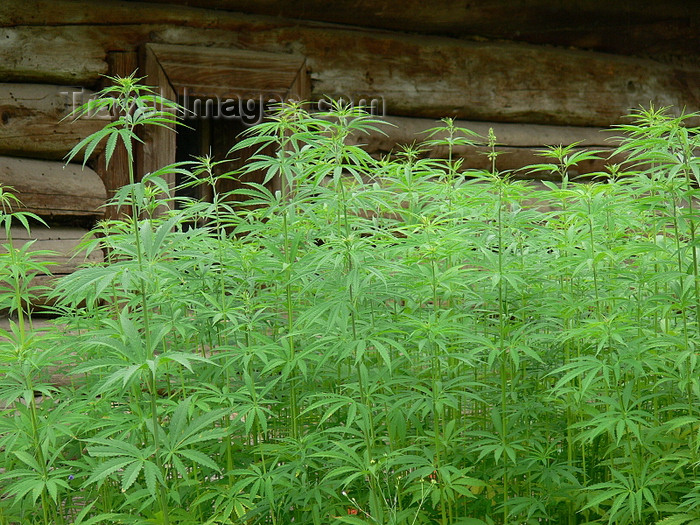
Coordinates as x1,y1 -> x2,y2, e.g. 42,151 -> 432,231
1,226 -> 104,310
0,0 -> 697,314
0,84 -> 108,160
347,117 -> 623,178
1,0 -> 698,126
0,157 -> 106,217
116,0 -> 699,58
5,226 -> 104,275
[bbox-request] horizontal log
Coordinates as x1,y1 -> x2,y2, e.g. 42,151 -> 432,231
154,1 -> 700,58
374,145 -> 620,180
0,84 -> 109,160
0,318 -> 73,391
3,226 -> 103,275
0,26 -> 108,85
0,225 -> 104,311
350,116 -> 618,149
1,3 -> 698,126
0,157 -> 107,216
149,43 -> 306,100
0,0 -> 230,27
453,147 -> 619,180
0,317 -> 56,333
2,0 -> 697,58
347,116 -> 624,178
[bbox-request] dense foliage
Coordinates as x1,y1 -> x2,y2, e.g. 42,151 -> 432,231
1,75 -> 699,524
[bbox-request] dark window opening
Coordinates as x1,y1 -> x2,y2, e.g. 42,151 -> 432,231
175,96 -> 275,212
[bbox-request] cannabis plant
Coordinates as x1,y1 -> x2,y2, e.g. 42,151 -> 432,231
1,73 -> 698,525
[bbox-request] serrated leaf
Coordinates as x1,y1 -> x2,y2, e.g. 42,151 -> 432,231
83,458 -> 133,487
177,449 -> 221,472
121,460 -> 143,492
13,450 -> 41,471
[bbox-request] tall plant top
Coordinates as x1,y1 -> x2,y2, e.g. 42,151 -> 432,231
0,75 -> 699,525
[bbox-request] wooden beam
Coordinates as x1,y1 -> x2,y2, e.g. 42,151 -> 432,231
151,43 -> 303,74
455,147 -> 619,180
347,116 -> 624,178
4,226 -> 103,275
156,1 -> 697,57
288,59 -> 310,102
350,116 -> 618,149
148,43 -> 305,101
0,84 -> 109,160
0,25 -> 109,85
1,225 -> 104,311
0,157 -> 107,217
1,6 -> 698,126
3,0 -> 697,57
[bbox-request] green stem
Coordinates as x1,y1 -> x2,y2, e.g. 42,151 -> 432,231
496,180 -> 509,524
126,135 -> 170,525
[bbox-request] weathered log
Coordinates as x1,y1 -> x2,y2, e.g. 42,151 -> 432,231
367,144 -> 620,180
347,116 -> 624,178
4,226 -> 103,275
451,146 -> 620,180
350,116 -> 618,149
148,43 -> 308,100
3,0 -> 697,58
0,225 -> 104,310
146,1 -> 699,58
1,5 -> 698,126
0,25 -> 109,85
0,83 -> 109,160
0,157 -> 107,217
0,317 -> 56,333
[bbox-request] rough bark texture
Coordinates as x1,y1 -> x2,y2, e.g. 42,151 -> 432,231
1,226 -> 103,311
350,116 -> 616,149
1,0 -> 698,126
347,116 -> 623,178
0,157 -> 107,217
0,84 -> 108,160
148,43 -> 306,100
3,0 -> 697,57
4,226 -> 103,275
